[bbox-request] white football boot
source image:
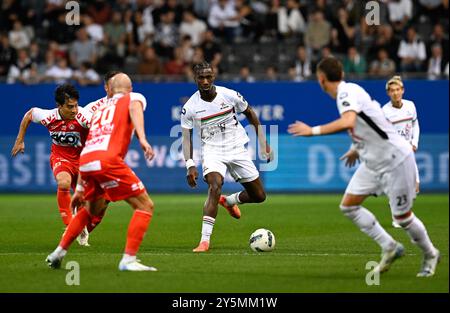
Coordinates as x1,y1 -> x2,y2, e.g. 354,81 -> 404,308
118,258 -> 157,272
374,242 -> 405,274
417,250 -> 440,277
76,226 -> 90,246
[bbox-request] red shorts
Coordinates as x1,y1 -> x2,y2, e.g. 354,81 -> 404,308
50,156 -> 79,191
80,160 -> 146,202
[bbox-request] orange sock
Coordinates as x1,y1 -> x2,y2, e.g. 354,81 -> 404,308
57,188 -> 73,226
87,209 -> 105,233
59,208 -> 90,250
124,210 -> 152,256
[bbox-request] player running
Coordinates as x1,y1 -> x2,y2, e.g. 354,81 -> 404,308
383,76 -> 421,228
181,61 -> 273,252
11,83 -> 91,246
288,57 -> 439,277
46,73 -> 157,271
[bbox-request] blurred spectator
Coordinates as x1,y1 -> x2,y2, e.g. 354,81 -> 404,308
154,10 -> 179,59
416,0 -> 442,24
289,45 -> 312,81
7,48 -> 32,83
1,0 -> 26,31
103,11 -> 127,52
236,65 -> 255,82
445,62 -> 449,78
265,0 -> 282,39
164,46 -> 187,76
87,0 -> 112,25
20,63 -> 41,84
163,0 -> 185,25
47,12 -> 76,46
45,57 -> 73,84
208,0 -> 240,43
343,46 -> 367,74
387,0 -> 413,33
235,0 -> 264,42
369,48 -> 396,77
28,41 -> 44,65
368,24 -> 399,68
0,34 -> 16,76
308,0 -> 335,22
70,28 -> 98,69
330,7 -> 356,54
133,10 -> 155,47
305,10 -> 331,58
201,30 -> 222,63
73,61 -> 101,85
179,10 -> 207,46
191,46 -> 205,65
180,35 -> 195,63
38,50 -> 56,76
192,0 -> 210,19
278,0 -> 306,39
82,14 -> 104,43
398,26 -> 426,72
427,44 -> 446,79
427,24 -> 449,65
137,46 -> 164,75
264,65 -> 278,81
8,20 -> 30,50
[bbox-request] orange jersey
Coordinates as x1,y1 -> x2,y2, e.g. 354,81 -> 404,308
80,92 -> 146,165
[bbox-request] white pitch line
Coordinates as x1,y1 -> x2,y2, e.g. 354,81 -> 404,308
0,252 -> 426,257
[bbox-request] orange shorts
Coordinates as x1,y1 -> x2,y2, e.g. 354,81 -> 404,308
50,156 -> 79,191
80,160 -> 146,202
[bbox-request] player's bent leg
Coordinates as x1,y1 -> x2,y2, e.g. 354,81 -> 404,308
55,171 -> 73,226
193,173 -> 224,252
394,211 -> 440,277
241,177 -> 266,203
340,193 -> 403,273
119,193 -> 157,271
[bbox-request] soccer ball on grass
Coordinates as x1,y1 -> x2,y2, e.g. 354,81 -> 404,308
249,228 -> 275,252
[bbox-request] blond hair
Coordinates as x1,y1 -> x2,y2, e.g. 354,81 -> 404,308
386,75 -> 404,90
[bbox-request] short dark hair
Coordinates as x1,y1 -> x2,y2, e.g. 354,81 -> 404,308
316,57 -> 343,82
103,70 -> 122,83
54,83 -> 79,106
193,61 -> 212,76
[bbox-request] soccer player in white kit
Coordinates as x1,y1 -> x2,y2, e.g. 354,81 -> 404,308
181,62 -> 273,252
288,57 -> 439,277
383,75 -> 421,228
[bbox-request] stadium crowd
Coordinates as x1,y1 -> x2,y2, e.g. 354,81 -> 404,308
0,0 -> 448,84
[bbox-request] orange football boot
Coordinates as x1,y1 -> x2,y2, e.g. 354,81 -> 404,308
219,195 -> 241,219
193,241 -> 210,252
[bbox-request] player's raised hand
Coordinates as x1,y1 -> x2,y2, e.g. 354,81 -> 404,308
186,166 -> 198,188
11,141 -> 25,157
139,139 -> 155,161
288,121 -> 312,136
339,149 -> 359,167
71,191 -> 85,211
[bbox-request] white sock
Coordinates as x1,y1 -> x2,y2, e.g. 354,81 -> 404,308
200,216 -> 215,242
121,254 -> 136,263
54,246 -> 67,258
340,205 -> 396,251
403,215 -> 437,257
226,192 -> 242,206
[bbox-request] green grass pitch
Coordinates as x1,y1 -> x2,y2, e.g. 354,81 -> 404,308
0,193 -> 447,293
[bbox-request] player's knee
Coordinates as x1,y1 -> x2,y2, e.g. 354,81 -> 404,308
393,211 -> 414,228
252,190 -> 266,203
57,178 -> 71,190
339,204 -> 360,218
208,183 -> 222,196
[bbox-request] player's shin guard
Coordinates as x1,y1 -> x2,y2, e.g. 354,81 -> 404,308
59,208 -> 91,250
57,188 -> 73,226
124,210 -> 152,256
398,213 -> 438,257
340,205 -> 396,251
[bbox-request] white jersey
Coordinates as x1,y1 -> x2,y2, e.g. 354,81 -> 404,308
181,86 -> 249,154
382,99 -> 419,148
83,92 -> 147,117
336,81 -> 413,172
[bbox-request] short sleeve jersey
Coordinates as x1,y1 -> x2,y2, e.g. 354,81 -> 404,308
336,81 -> 412,172
180,86 -> 249,153
382,99 -> 419,146
31,106 -> 91,162
80,92 -> 147,164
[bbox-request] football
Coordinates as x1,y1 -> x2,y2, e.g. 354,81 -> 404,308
249,228 -> 275,252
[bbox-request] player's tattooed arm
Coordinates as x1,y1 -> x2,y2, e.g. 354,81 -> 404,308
130,100 -> 154,161
11,109 -> 33,157
242,106 -> 274,162
182,127 -> 198,188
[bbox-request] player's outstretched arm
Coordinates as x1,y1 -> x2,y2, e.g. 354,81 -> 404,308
182,127 -> 198,188
129,100 -> 154,161
242,106 -> 273,162
412,119 -> 420,152
288,111 -> 357,137
11,109 -> 33,157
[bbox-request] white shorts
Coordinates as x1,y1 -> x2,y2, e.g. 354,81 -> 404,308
345,154 -> 417,216
202,148 -> 259,183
